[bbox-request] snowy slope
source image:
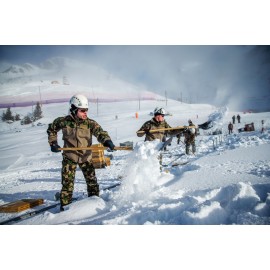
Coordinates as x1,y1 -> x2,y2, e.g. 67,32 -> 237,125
0,57 -> 156,104
0,99 -> 269,225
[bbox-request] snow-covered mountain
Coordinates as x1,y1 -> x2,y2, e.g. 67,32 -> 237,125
2,63 -> 40,75
0,57 -> 156,104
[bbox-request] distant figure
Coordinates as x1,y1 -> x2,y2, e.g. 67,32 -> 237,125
228,122 -> 233,134
232,115 -> 236,124
183,119 -> 197,155
237,114 -> 241,123
261,120 -> 265,133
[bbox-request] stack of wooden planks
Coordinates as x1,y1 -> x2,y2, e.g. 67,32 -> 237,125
0,199 -> 44,213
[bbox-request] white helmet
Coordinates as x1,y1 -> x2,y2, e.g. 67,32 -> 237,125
154,107 -> 166,116
70,94 -> 89,109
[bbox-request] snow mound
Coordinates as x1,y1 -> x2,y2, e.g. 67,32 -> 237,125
208,106 -> 228,129
112,140 -> 170,204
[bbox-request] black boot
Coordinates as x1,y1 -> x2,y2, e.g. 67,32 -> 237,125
88,192 -> 99,197
87,185 -> 100,197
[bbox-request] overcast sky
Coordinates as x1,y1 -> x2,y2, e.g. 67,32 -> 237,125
0,45 -> 269,111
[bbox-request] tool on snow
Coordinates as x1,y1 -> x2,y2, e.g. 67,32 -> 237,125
159,136 -> 173,151
171,160 -> 190,166
54,182 -> 121,201
0,183 -> 121,225
198,121 -> 213,130
162,153 -> 186,167
0,202 -> 63,225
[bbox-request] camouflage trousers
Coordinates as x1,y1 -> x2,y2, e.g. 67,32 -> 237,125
60,157 -> 99,206
186,142 -> 196,155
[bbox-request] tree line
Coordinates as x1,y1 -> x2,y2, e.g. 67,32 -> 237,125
1,102 -> 43,124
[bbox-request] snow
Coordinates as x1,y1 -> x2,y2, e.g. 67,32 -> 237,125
1,98 -> 269,268
0,99 -> 269,225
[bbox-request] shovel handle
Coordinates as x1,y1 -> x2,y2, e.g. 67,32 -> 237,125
136,125 -> 196,134
58,146 -> 133,151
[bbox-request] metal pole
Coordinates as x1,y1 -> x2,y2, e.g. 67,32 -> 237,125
39,86 -> 42,107
97,98 -> 99,116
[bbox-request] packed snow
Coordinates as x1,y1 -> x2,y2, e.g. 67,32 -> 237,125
0,99 -> 269,225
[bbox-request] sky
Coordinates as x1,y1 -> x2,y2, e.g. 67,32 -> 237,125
0,99 -> 269,267
1,45 -> 270,112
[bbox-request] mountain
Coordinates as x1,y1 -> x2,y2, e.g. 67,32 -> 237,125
2,63 -> 40,75
0,57 -> 157,105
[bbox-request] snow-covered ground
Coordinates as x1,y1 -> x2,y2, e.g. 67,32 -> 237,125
0,99 -> 269,225
1,98 -> 269,269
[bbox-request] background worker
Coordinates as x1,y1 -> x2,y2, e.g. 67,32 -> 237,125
137,107 -> 172,142
137,107 -> 177,167
228,122 -> 233,134
183,119 -> 197,155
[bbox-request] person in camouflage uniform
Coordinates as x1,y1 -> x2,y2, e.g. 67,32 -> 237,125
137,107 -> 177,169
184,119 -> 196,155
137,107 -> 174,142
47,94 -> 115,211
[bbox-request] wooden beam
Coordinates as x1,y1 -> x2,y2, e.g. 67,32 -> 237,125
136,125 -> 196,134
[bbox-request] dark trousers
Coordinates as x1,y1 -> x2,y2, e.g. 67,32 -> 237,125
60,157 -> 99,206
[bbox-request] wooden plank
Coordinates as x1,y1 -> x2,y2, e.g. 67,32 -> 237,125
92,150 -> 104,158
0,199 -> 44,213
104,156 -> 110,166
92,156 -> 111,169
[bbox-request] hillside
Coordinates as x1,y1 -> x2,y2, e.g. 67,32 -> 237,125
0,98 -> 269,225
0,57 -> 156,105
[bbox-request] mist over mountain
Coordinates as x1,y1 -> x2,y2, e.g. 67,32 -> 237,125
0,46 -> 269,111
78,45 -> 270,112
218,45 -> 270,112
0,57 -> 156,104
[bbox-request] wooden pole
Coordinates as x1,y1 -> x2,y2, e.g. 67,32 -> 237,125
59,146 -> 133,151
136,125 -> 196,134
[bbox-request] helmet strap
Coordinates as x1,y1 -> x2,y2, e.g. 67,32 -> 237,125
70,104 -> 78,116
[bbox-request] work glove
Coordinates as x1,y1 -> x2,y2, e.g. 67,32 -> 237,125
183,126 -> 189,133
50,141 -> 61,153
103,140 -> 115,151
144,128 -> 151,136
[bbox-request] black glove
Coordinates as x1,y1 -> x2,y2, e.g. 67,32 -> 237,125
50,141 -> 61,153
183,126 -> 189,133
144,128 -> 151,135
103,140 -> 115,151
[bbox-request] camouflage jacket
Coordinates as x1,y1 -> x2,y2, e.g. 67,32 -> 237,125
184,123 -> 196,144
184,132 -> 196,144
137,118 -> 172,142
47,114 -> 111,163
